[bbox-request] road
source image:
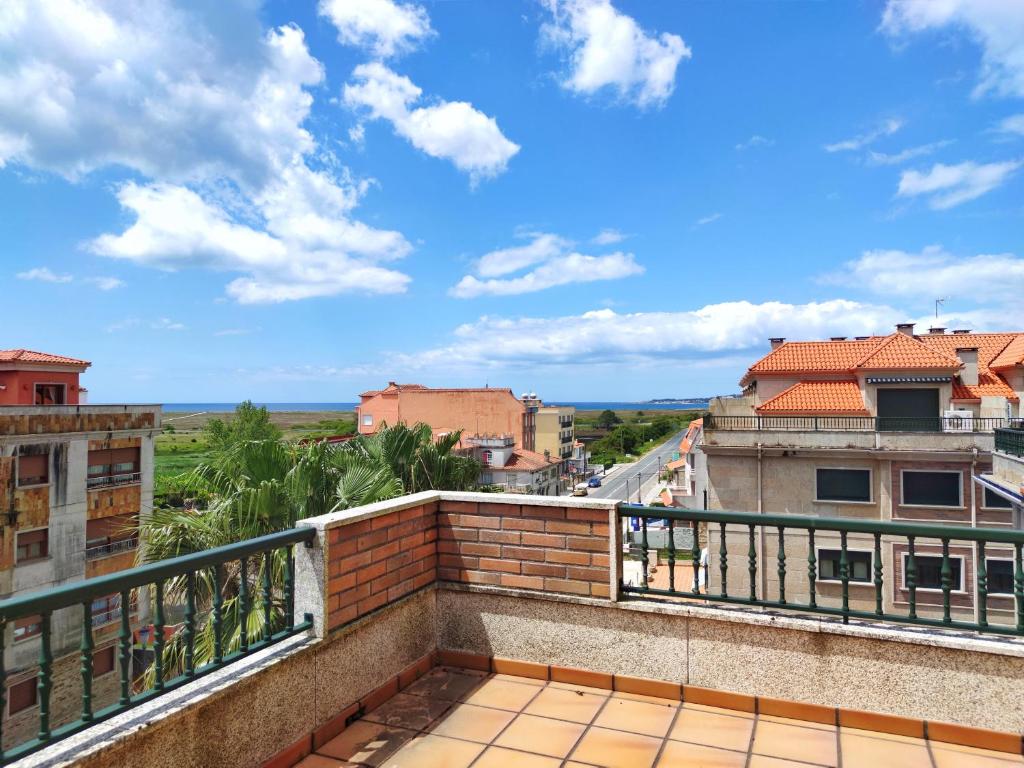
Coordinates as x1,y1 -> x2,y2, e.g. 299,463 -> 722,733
584,427 -> 689,502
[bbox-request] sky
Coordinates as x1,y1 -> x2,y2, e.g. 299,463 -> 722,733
1,0 -> 1023,403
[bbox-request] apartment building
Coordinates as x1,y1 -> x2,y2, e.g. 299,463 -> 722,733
703,325 -> 1023,626
533,403 -> 575,462
0,350 -> 160,748
465,434 -> 561,496
665,418 -> 705,509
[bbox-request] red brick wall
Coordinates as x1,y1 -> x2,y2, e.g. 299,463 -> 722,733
436,500 -> 611,599
325,502 -> 438,631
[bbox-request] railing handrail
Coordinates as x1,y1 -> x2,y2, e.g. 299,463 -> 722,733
86,471 -> 142,487
85,537 -> 140,560
0,527 -> 314,621
619,504 -> 1024,544
706,414 -> 1009,432
995,426 -> 1024,458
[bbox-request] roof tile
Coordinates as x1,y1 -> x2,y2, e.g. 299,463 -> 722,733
0,349 -> 90,367
757,381 -> 869,415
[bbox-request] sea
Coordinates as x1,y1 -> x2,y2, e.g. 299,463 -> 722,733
161,401 -> 709,413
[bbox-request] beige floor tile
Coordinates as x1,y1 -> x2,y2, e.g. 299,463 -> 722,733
748,756 -> 821,768
931,742 -> 1024,768
593,696 -> 678,738
472,746 -> 563,768
549,680 -> 614,696
524,685 -> 608,724
492,673 -> 546,686
839,730 -> 931,768
317,721 -> 416,766
612,691 -> 680,707
681,702 -> 755,719
401,668 -> 485,702
363,693 -> 452,731
657,740 -> 747,768
462,677 -> 541,711
840,726 -> 926,745
378,734 -> 483,768
295,755 -> 356,768
752,719 -> 838,767
670,706 -> 754,752
569,726 -> 664,768
427,703 -> 516,743
758,713 -> 835,731
494,713 -> 587,758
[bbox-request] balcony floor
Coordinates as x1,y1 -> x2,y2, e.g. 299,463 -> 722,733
293,667 -> 1020,768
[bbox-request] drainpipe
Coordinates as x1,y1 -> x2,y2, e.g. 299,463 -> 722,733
757,443 -> 767,600
970,446 -> 979,626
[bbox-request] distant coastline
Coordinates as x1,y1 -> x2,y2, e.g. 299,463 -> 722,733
161,400 -> 709,413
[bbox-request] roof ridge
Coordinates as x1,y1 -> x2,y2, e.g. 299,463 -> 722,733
854,332 -> 960,369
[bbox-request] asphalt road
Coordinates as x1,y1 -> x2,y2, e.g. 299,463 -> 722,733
584,427 -> 690,502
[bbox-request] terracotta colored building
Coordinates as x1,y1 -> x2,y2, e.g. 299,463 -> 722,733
0,350 -> 160,748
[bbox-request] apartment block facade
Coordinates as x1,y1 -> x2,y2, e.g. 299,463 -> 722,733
703,326 -> 1024,627
0,350 -> 160,748
533,404 -> 575,462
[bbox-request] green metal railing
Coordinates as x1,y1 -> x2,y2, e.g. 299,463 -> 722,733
619,506 -> 1024,637
705,414 -> 1009,433
995,426 -> 1024,458
0,527 -> 314,764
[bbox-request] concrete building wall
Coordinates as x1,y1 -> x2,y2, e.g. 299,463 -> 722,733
535,406 -> 574,460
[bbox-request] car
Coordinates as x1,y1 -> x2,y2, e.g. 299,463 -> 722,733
587,477 -> 602,488
572,484 -> 589,496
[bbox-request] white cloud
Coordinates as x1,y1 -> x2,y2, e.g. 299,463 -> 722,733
693,213 -> 722,227
344,63 -> 519,183
0,1 -> 415,303
735,135 -> 774,151
881,0 -> 1024,98
319,0 -> 433,58
85,276 -> 125,290
214,328 -> 259,337
477,232 -> 572,277
896,159 -> 1022,208
994,113 -> 1024,137
152,318 -> 186,331
451,252 -> 643,298
591,228 -> 626,245
824,119 -> 904,152
16,267 -> 72,283
540,0 -> 691,108
865,139 -> 953,166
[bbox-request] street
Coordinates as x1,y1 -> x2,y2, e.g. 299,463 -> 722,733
584,426 -> 690,502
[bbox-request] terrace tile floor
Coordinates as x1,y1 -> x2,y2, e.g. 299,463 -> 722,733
295,667 -> 1023,768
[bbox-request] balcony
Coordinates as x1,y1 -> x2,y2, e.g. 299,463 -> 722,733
4,494 -> 1023,768
85,536 -> 139,560
86,471 -> 142,490
996,426 -> 1024,458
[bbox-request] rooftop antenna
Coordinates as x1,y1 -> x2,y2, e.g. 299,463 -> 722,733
935,297 -> 947,319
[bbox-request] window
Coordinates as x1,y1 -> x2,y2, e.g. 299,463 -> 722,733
34,383 -> 65,405
989,560 -> 1014,595
362,414 -> 373,426
876,388 -> 940,431
87,448 -> 140,486
903,554 -> 963,591
816,468 -> 871,503
901,471 -> 962,508
86,515 -> 139,556
16,453 -> 48,487
15,529 -> 48,563
8,677 -> 37,715
93,646 -> 116,677
13,615 -> 42,643
982,488 -> 1013,510
818,549 -> 872,582
91,594 -> 122,627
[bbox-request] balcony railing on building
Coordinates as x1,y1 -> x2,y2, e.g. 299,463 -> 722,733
86,471 -> 142,490
995,425 -> 1024,458
706,414 -> 1010,433
85,536 -> 139,561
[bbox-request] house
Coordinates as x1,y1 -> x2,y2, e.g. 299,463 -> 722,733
466,434 -> 561,495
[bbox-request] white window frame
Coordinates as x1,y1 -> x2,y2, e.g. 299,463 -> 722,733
980,487 -> 1014,511
813,466 -> 874,505
901,552 -> 966,593
361,414 -> 373,427
899,469 -> 964,509
985,556 -> 1016,596
815,546 -> 874,584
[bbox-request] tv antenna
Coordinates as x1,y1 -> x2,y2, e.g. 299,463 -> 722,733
934,297 -> 947,319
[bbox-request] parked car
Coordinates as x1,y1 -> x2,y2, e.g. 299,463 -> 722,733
587,476 -> 602,488
572,483 -> 589,496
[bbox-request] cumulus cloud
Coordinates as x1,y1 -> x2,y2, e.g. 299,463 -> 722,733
896,159 -> 1022,208
881,0 -> 1024,98
16,267 -> 72,283
344,63 -> 520,183
735,135 -> 774,151
319,0 -> 433,58
865,139 -> 953,166
476,233 -> 572,277
0,1 -> 415,303
591,228 -> 626,245
994,113 -> 1024,137
85,276 -> 125,290
540,0 -> 691,108
824,119 -> 904,153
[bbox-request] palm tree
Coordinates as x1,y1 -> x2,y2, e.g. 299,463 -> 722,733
138,423 -> 479,682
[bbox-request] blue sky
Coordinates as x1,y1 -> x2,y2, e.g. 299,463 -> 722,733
1,0 -> 1023,403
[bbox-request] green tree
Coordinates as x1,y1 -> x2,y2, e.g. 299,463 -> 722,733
596,409 -> 622,430
203,400 -> 282,454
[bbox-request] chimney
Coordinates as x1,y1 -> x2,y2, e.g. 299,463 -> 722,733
855,336 -> 869,340
928,327 -> 946,335
952,329 -> 970,335
769,337 -> 785,350
957,347 -> 979,386
896,323 -> 915,336
830,336 -> 847,341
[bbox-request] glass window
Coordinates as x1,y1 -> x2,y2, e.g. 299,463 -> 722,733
16,454 -> 48,487
818,550 -> 872,582
989,560 -> 1014,595
901,471 -> 961,507
34,383 -> 65,405
13,615 -> 42,642
8,677 -> 37,715
982,488 -> 1013,509
905,555 -> 962,590
91,594 -> 122,627
15,529 -> 48,563
816,469 -> 871,503
362,414 -> 373,426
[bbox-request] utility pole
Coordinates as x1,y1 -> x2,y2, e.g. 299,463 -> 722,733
636,472 -> 642,504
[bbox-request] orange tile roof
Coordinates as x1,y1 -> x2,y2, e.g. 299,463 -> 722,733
745,340 -> 878,380
0,349 -> 90,367
659,489 -> 673,506
756,381 -> 869,415
496,448 -> 560,472
854,332 -> 960,370
987,335 -> 1024,370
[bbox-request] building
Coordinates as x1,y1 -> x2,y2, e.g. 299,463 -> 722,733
465,434 -> 561,495
0,350 -> 160,748
665,417 -> 705,508
533,402 -> 575,462
703,325 -> 1023,626
356,383 -> 535,451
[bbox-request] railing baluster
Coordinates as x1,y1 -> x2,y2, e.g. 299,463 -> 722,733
240,557 -> 250,652
747,524 -> 757,601
285,545 -> 295,632
1015,542 -> 1023,635
1,618 -> 6,758
719,521 -> 728,599
38,611 -> 52,743
80,601 -> 93,721
807,529 -> 817,609
262,550 -> 273,641
213,563 -> 224,665
906,536 -> 917,620
666,518 -> 676,593
119,590 -> 131,705
977,540 -> 988,629
185,571 -> 196,677
691,523 -> 701,596
154,580 -> 165,691
873,533 -> 883,616
940,538 -> 953,625
639,516 -> 649,590
778,528 -> 786,606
